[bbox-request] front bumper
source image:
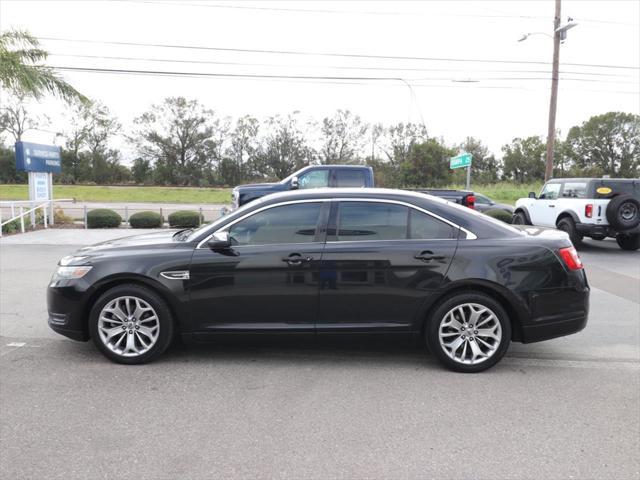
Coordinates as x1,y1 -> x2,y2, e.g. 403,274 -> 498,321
47,283 -> 90,342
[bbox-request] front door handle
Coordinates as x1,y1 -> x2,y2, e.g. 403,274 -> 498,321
282,254 -> 313,266
548,204 -> 555,207
414,250 -> 446,262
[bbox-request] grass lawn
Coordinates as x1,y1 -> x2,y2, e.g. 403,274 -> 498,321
1,182 -> 540,205
446,183 -> 542,205
0,184 -> 231,204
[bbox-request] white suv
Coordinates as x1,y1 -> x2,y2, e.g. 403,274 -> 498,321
514,178 -> 640,251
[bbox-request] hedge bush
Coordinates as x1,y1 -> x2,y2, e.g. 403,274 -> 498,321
87,208 -> 122,228
1,219 -> 21,234
168,210 -> 202,228
129,211 -> 163,228
484,209 -> 513,224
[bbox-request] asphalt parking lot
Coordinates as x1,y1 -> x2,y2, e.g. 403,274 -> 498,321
1,231 -> 638,480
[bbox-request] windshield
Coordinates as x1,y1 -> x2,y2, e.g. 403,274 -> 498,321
279,166 -> 309,185
185,200 -> 265,242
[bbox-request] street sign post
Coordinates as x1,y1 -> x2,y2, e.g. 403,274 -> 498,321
15,141 -> 61,226
450,152 -> 473,190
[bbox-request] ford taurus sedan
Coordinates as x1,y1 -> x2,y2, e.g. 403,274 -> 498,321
48,188 -> 589,372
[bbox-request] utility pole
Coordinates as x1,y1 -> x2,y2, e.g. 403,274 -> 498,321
545,0 -> 562,182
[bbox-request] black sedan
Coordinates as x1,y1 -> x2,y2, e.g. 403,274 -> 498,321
48,189 -> 589,372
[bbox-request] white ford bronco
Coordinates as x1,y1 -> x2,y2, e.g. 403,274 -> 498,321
513,178 -> 640,251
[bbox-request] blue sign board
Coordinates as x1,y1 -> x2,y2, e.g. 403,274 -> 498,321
15,141 -> 62,174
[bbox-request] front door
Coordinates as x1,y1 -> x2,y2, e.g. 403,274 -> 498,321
189,201 -> 328,333
530,182 -> 562,226
317,200 -> 458,332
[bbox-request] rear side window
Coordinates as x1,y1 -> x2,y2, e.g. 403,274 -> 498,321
337,202 -> 408,241
409,210 -> 456,239
335,169 -> 366,187
561,182 -> 587,198
595,181 -> 640,198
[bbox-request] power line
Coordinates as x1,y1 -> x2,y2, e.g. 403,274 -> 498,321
40,36 -> 640,71
49,52 -> 637,79
51,65 -> 640,91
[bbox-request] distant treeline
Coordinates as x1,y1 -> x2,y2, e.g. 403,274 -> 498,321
1,96 -> 638,187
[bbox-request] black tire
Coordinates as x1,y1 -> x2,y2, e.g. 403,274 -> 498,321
557,217 -> 583,247
606,194 -> 640,230
89,284 -> 174,364
512,211 -> 530,225
616,233 -> 640,251
590,234 -> 606,241
425,292 -> 512,373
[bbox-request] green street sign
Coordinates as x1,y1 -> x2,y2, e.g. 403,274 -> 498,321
450,153 -> 472,169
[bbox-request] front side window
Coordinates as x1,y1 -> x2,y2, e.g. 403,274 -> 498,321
298,170 -> 329,189
539,183 -> 561,200
335,170 -> 366,187
561,182 -> 587,198
228,203 -> 321,245
337,202 -> 408,241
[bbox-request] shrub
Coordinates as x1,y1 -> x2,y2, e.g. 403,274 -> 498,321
87,208 -> 121,228
1,218 -> 21,234
168,210 -> 202,228
129,211 -> 163,228
484,209 -> 513,224
54,207 -> 74,225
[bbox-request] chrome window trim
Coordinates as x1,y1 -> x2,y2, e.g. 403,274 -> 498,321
332,197 -> 477,240
196,197 -> 477,249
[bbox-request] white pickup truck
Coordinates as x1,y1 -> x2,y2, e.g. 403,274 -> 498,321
513,178 -> 640,250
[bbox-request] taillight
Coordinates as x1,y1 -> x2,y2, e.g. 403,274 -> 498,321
585,204 -> 593,218
466,195 -> 475,209
558,246 -> 583,270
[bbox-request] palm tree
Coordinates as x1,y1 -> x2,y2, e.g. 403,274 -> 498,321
0,29 -> 86,103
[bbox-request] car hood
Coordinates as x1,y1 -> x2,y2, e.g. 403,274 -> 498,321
76,230 -> 182,254
235,182 -> 281,190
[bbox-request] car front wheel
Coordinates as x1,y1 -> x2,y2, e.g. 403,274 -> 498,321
426,292 -> 511,373
89,284 -> 174,364
512,211 -> 529,225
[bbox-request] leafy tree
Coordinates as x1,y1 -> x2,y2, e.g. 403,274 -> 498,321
320,110 -> 368,164
399,138 -> 455,187
0,29 -> 86,102
255,113 -> 313,179
131,158 -> 153,184
226,115 -> 260,183
454,137 -> 498,184
378,122 -> 428,167
565,112 -> 640,177
0,144 -> 26,183
0,93 -> 50,141
133,97 -> 217,185
501,136 -> 546,182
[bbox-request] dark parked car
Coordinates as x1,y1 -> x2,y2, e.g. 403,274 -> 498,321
48,189 -> 589,372
473,193 -> 515,214
232,165 -> 374,208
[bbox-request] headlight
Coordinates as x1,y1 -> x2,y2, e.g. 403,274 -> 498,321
59,255 -> 89,266
52,266 -> 93,280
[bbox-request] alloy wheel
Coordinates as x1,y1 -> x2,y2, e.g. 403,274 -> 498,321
438,303 -> 502,365
98,296 -> 160,357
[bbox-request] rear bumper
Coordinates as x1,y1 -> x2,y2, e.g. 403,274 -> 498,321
520,284 -> 590,343
576,222 -> 640,236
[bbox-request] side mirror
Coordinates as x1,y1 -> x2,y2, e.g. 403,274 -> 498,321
528,192 -> 537,199
207,231 -> 231,250
290,176 -> 299,190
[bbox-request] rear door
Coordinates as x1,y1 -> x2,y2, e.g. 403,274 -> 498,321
317,200 -> 458,333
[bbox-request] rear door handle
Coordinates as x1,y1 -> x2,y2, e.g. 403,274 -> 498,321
414,251 -> 446,262
548,204 -> 555,207
282,253 -> 313,265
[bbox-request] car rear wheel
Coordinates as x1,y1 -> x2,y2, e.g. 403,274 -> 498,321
89,284 -> 174,364
512,211 -> 529,225
426,292 -> 511,373
557,217 -> 583,247
616,233 -> 640,251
